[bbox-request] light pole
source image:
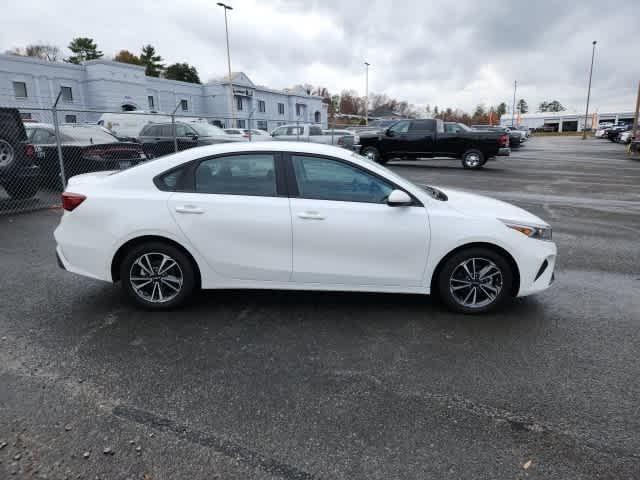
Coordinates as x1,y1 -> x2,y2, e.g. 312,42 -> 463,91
511,80 -> 517,127
582,40 -> 597,139
217,2 -> 235,128
364,61 -> 370,126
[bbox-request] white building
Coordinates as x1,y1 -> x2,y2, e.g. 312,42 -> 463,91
500,111 -> 635,132
0,53 -> 328,129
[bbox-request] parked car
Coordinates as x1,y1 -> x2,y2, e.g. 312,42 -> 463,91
618,130 -> 634,144
54,142 -> 556,314
358,119 -> 510,168
271,124 -> 352,147
323,129 -> 360,150
472,125 -> 523,148
98,111 -> 170,139
25,123 -> 148,184
138,121 -> 245,158
224,128 -> 273,141
606,124 -> 631,142
0,108 -> 40,199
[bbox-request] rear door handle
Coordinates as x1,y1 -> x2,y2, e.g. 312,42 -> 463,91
297,211 -> 325,220
175,205 -> 204,214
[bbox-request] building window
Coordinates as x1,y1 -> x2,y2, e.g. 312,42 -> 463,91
64,114 -> 77,123
257,120 -> 268,130
296,104 -> 305,117
13,81 -> 27,98
181,99 -> 189,111
278,103 -> 285,115
148,95 -> 155,109
20,112 -> 32,120
61,86 -> 73,102
314,111 -> 321,123
236,96 -> 243,111
258,100 -> 266,113
237,119 -> 246,128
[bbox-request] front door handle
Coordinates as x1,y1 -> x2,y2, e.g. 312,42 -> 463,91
297,211 -> 325,220
175,205 -> 204,214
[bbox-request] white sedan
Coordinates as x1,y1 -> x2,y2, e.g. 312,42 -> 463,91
54,142 -> 556,314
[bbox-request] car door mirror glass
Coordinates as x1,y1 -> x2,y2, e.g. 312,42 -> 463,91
387,189 -> 412,206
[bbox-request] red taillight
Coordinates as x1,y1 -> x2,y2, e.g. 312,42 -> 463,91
24,144 -> 35,158
62,192 -> 86,212
498,134 -> 509,147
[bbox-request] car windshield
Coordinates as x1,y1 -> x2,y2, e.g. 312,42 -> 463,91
59,126 -> 119,144
190,123 -> 226,136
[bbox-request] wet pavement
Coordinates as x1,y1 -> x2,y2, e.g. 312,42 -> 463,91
1,136 -> 639,479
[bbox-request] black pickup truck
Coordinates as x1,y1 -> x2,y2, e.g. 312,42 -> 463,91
358,119 -> 510,169
0,108 -> 41,199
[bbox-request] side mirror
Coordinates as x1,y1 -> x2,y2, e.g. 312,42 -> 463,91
386,128 -> 394,137
387,189 -> 412,207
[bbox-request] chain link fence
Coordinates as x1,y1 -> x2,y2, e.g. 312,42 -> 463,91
0,106 -> 360,215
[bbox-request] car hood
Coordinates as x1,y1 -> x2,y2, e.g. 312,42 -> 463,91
435,187 -> 548,226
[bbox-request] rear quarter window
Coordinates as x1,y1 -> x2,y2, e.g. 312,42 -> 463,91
155,166 -> 190,191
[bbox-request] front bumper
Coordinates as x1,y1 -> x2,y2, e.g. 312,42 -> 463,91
516,240 -> 557,297
497,147 -> 511,156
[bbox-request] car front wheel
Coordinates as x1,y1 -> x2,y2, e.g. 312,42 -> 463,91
120,242 -> 196,309
361,146 -> 388,164
437,247 -> 513,314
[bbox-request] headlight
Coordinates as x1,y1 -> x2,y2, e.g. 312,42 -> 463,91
500,219 -> 552,241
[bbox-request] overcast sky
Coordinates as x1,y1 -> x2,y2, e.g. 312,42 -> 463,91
2,0 -> 638,113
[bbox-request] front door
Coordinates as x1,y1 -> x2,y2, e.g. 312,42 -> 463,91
379,120 -> 410,157
288,154 -> 429,287
168,152 -> 292,281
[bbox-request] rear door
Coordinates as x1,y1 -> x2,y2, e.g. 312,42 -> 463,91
167,152 -> 292,281
405,120 -> 435,157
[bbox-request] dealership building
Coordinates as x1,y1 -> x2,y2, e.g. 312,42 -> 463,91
499,111 -> 636,132
0,53 -> 328,129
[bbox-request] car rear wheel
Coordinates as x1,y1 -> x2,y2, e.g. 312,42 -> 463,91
437,247 -> 513,314
461,149 -> 484,169
120,242 -> 196,309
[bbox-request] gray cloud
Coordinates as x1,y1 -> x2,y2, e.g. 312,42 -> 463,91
1,0 -> 637,112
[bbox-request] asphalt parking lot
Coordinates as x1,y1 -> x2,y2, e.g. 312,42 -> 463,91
1,136 -> 639,479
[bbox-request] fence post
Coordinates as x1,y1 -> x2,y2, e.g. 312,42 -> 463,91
171,114 -> 178,153
51,92 -> 67,189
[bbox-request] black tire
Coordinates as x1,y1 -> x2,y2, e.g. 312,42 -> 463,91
461,149 -> 485,169
437,247 -> 513,314
0,138 -> 16,171
3,180 -> 39,200
361,146 -> 388,164
119,241 -> 196,310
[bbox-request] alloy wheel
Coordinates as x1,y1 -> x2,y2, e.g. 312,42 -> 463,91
449,257 -> 503,309
0,139 -> 15,168
128,252 -> 183,303
464,153 -> 481,167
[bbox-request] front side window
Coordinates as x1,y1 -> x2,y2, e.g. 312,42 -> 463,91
195,154 -> 276,197
309,126 -> 323,136
286,126 -> 304,135
388,121 -> 410,134
291,155 -> 393,204
272,126 -> 286,136
61,86 -> 73,102
30,128 -> 56,144
175,124 -> 189,136
13,81 -> 27,98
64,114 -> 77,123
444,124 -> 460,133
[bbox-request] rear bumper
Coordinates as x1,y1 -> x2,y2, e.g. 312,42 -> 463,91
497,147 -> 511,156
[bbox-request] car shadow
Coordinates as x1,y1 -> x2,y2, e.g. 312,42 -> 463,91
388,161 -> 509,173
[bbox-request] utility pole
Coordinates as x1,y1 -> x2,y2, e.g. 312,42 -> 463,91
583,40 -> 597,139
511,80 -> 517,127
364,61 -> 370,126
217,2 -> 235,128
632,80 -> 640,149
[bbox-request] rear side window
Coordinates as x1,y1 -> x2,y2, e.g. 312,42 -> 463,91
309,126 -> 323,136
156,166 -> 189,191
195,154 -> 276,197
409,120 -> 434,132
160,125 -> 173,137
